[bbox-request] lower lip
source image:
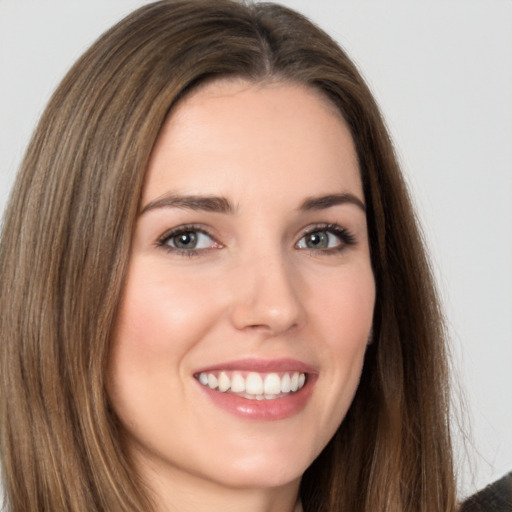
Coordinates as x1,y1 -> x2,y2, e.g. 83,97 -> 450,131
196,376 -> 316,421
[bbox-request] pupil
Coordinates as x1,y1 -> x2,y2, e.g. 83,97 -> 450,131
307,231 -> 328,248
174,232 -> 197,249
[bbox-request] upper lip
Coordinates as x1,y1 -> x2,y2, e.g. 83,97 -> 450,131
194,358 -> 317,375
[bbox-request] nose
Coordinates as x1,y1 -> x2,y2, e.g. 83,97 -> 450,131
229,250 -> 305,336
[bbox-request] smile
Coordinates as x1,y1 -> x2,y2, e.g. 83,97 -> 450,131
194,358 -> 316,420
196,371 -> 307,400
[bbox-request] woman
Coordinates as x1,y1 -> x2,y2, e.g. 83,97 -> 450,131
0,1 -> 457,511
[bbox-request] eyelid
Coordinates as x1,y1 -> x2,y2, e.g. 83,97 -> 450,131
154,222 -> 356,257
156,224 -> 222,255
296,223 -> 356,251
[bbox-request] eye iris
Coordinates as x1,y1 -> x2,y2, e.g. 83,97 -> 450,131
306,231 -> 328,249
173,232 -> 197,249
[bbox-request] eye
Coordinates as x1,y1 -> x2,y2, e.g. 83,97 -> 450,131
297,230 -> 339,250
296,225 -> 355,252
157,226 -> 220,253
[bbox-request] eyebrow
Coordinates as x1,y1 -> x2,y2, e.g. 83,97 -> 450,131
140,194 -> 235,215
299,193 -> 366,213
140,192 -> 365,216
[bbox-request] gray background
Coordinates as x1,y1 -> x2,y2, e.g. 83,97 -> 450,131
1,0 -> 510,498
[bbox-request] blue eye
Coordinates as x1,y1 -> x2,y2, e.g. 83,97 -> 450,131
158,227 -> 218,253
296,225 -> 355,251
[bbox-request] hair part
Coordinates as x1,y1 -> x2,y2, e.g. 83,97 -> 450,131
0,1 -> 457,511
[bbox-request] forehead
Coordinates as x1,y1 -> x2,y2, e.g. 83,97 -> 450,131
143,79 -> 362,205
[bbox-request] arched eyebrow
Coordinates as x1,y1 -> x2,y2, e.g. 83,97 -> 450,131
140,192 -> 365,215
299,193 -> 366,212
140,194 -> 234,215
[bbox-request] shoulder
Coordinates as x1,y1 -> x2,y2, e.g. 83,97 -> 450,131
460,472 -> 512,512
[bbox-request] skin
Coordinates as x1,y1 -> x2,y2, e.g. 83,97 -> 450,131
107,79 -> 376,512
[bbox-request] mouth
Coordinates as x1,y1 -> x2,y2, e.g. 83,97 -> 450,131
195,370 -> 307,400
193,359 -> 316,420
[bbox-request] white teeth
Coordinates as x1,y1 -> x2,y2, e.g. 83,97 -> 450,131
245,372 -> 263,395
218,371 -> 230,392
280,373 -> 291,393
264,373 -> 281,395
207,373 -> 218,389
290,372 -> 299,392
197,370 -> 307,399
230,372 -> 245,393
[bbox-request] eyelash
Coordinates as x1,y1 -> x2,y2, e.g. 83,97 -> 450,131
156,224 -> 217,257
156,223 -> 356,257
298,223 -> 357,254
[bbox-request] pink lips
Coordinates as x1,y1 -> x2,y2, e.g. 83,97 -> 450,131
194,358 -> 317,421
195,358 -> 315,374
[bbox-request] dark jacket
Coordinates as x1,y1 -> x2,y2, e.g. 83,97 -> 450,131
460,472 -> 512,512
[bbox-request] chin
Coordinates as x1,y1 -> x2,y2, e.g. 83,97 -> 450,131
209,458 -> 306,491
198,435 -> 318,490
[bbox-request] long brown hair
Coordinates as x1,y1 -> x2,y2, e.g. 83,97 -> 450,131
0,1 -> 457,510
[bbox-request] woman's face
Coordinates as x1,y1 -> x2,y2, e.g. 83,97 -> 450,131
107,80 -> 375,499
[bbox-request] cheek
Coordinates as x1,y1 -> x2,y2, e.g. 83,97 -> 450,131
307,267 -> 375,418
106,262 -> 229,444
113,262 -> 224,355
312,266 -> 375,348
106,262 -> 226,413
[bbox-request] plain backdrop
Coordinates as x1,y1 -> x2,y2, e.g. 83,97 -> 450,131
0,0 -> 511,499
